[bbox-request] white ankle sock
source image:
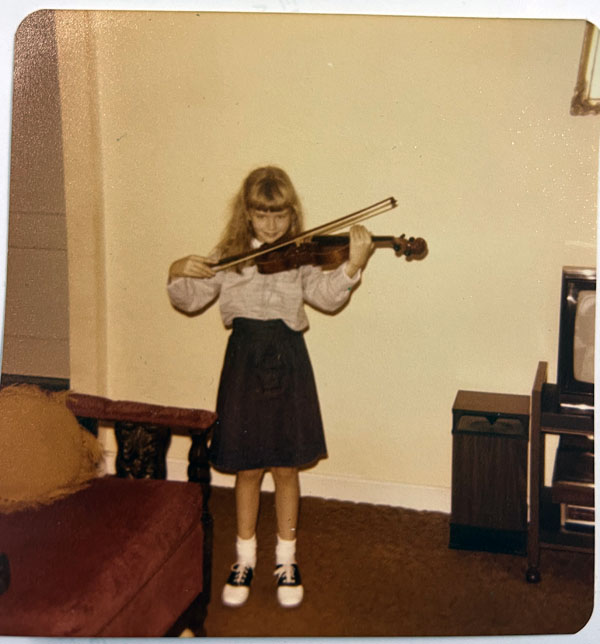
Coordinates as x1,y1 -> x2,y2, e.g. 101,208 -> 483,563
276,535 -> 297,565
236,535 -> 257,568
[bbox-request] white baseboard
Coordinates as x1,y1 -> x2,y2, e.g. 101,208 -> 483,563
103,450 -> 451,513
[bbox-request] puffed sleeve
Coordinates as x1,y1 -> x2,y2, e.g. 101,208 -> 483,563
301,262 -> 361,312
167,275 -> 222,313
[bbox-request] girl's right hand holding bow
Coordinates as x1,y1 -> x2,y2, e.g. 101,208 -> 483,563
168,255 -> 216,282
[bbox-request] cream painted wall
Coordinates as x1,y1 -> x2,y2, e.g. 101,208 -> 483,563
55,11 -> 597,501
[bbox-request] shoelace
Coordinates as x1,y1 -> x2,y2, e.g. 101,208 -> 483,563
229,563 -> 252,585
274,563 -> 297,584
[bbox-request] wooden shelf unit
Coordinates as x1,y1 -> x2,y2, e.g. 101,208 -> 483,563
526,361 -> 595,583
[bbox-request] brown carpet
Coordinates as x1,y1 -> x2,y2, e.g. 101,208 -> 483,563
203,486 -> 595,638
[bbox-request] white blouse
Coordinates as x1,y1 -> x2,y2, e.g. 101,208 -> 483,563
167,259 -> 361,332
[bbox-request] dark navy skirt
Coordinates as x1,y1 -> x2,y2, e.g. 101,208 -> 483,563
209,318 -> 327,472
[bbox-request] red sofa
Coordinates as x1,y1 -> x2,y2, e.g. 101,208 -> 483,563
0,392 -> 216,637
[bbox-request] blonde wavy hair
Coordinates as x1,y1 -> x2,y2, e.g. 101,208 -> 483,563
215,166 -> 304,269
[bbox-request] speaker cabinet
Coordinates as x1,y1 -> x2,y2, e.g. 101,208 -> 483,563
450,390 -> 529,555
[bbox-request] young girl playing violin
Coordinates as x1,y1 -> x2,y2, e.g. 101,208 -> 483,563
167,166 -> 373,609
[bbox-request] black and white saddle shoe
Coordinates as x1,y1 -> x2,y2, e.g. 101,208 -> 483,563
222,563 -> 254,607
274,563 -> 304,608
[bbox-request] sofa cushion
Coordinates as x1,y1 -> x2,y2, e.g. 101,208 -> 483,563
0,385 -> 103,513
0,476 -> 205,637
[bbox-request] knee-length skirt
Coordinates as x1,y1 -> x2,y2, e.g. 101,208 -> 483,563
209,317 -> 328,472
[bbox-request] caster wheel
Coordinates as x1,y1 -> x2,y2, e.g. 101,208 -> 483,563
525,567 -> 540,583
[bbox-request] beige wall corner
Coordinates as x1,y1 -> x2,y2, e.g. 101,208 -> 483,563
54,10 -> 107,395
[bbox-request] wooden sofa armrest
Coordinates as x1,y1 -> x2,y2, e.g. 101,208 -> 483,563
67,393 -> 217,431
66,393 -> 217,502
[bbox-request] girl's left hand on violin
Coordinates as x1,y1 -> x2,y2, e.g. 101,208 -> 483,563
345,225 -> 374,278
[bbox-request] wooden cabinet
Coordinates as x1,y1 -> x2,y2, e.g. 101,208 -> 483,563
450,390 -> 530,555
526,361 -> 595,583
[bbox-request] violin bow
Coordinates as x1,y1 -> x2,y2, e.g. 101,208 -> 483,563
214,197 -> 398,272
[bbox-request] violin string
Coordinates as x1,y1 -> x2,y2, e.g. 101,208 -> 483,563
299,197 -> 396,237
306,200 -> 396,237
213,197 -> 397,272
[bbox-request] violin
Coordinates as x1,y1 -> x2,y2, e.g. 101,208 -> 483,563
250,234 -> 427,274
213,197 -> 428,274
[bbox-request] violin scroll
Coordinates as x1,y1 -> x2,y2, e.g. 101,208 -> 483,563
390,234 -> 428,260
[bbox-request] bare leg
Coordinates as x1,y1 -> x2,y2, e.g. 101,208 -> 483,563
271,466 -> 304,607
271,466 -> 300,540
235,468 -> 264,539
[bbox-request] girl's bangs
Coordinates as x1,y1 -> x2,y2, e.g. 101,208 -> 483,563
247,181 -> 293,211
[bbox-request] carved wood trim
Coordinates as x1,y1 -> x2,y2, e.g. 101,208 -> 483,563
114,422 -> 171,479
